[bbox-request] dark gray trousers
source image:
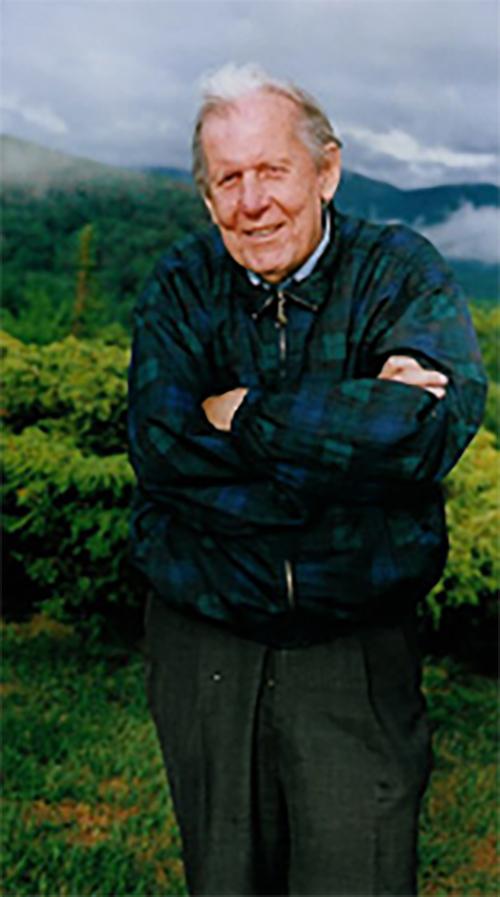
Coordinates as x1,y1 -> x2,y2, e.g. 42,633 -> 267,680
145,595 -> 432,897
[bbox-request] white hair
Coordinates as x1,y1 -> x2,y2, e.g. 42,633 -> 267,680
192,62 -> 342,194
199,62 -> 290,101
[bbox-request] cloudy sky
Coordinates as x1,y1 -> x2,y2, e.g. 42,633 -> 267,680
2,0 -> 499,190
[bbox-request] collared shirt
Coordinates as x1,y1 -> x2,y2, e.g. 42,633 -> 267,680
128,204 -> 486,647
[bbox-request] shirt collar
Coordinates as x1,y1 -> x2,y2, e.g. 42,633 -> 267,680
246,209 -> 331,290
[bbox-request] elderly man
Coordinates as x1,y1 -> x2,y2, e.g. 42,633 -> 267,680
128,64 -> 486,896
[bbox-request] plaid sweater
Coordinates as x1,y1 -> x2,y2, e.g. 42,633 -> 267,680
128,206 -> 486,647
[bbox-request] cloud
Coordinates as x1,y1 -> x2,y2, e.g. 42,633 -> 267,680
1,93 -> 68,135
420,203 -> 500,263
2,0 -> 499,185
340,125 -> 497,171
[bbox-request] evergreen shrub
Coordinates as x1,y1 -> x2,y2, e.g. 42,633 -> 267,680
429,428 -> 498,622
1,331 -> 136,631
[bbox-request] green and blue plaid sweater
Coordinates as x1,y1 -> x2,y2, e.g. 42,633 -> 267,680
128,206 -> 486,647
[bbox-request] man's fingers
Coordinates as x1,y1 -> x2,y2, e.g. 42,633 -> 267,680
424,386 -> 446,400
393,368 -> 448,388
378,355 -> 448,398
379,355 -> 422,377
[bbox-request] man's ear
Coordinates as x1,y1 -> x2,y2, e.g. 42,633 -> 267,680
203,192 -> 218,225
319,143 -> 342,203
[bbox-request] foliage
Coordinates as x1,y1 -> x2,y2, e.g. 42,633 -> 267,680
1,273 -> 75,345
1,179 -> 208,343
2,426 -> 134,626
427,428 -> 499,627
471,305 -> 500,382
471,305 -> 499,441
1,331 -> 136,630
1,330 -> 128,452
1,621 -> 497,895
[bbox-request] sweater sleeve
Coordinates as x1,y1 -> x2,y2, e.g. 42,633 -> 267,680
232,239 -> 487,498
127,260 -> 306,534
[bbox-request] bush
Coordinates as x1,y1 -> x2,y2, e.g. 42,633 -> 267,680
0,330 -> 128,453
471,305 -> 499,442
427,428 -> 499,619
1,331 -> 136,633
1,328 -> 498,644
2,426 -> 135,626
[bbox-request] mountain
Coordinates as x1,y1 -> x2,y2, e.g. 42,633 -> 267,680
3,135 -> 496,228
336,170 -> 499,227
144,166 -> 194,185
0,135 -> 500,226
1,135 -> 498,309
1,134 -> 150,193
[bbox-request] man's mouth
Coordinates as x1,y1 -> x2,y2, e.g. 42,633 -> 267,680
243,223 -> 284,240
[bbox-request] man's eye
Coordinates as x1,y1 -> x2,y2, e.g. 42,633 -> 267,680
219,173 -> 238,187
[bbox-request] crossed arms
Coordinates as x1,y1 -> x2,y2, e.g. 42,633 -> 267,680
128,249 -> 486,534
201,356 -> 449,431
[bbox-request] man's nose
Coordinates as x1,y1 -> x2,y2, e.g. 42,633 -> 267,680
239,173 -> 269,215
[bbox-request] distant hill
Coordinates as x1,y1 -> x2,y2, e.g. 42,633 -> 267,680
1,135 -> 498,315
0,136 -> 208,339
446,259 -> 499,305
0,134 -> 153,194
336,170 -> 499,227
3,135 -> 496,228
144,166 -> 194,185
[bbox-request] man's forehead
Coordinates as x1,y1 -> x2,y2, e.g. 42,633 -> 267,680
201,92 -> 302,163
204,90 -> 300,133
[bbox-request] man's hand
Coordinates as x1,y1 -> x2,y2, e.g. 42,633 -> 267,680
202,387 -> 249,431
378,355 -> 448,399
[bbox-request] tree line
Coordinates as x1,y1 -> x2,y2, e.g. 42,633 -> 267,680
1,179 -> 208,344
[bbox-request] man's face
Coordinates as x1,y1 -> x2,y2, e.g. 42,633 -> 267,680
201,91 -> 341,283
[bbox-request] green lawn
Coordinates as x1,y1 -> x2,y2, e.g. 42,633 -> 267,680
1,616 -> 497,896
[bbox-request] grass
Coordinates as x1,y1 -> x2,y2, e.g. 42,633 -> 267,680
1,615 -> 497,896
1,616 -> 186,897
418,664 -> 499,896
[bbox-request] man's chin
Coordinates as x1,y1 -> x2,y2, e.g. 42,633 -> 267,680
244,253 -> 289,284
